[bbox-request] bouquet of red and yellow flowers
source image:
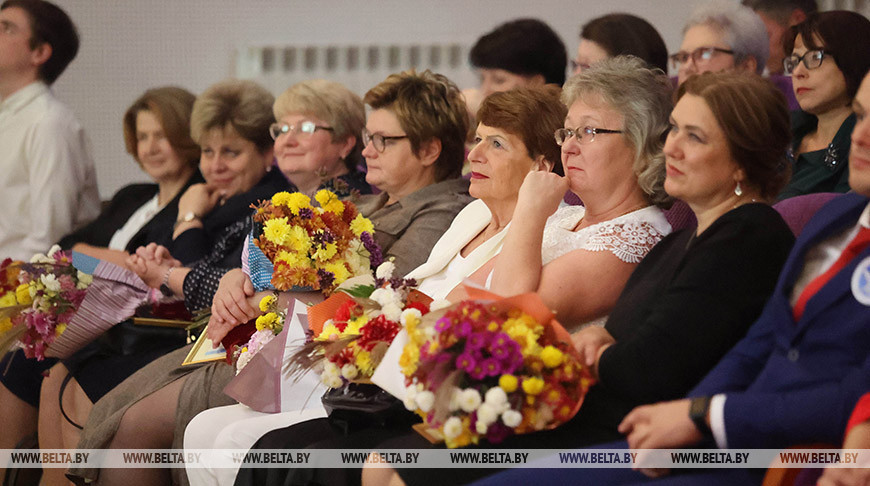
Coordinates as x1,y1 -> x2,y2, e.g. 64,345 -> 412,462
400,289 -> 594,448
252,189 -> 381,294
287,262 -> 431,387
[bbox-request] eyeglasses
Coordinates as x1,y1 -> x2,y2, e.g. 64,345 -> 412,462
783,50 -> 825,75
554,126 -> 623,146
669,47 -> 735,70
361,129 -> 408,153
569,59 -> 591,73
269,121 -> 333,140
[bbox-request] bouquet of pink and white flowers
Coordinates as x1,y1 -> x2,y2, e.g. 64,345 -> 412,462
0,245 -> 92,360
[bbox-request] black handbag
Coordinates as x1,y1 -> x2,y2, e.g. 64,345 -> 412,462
320,382 -> 418,434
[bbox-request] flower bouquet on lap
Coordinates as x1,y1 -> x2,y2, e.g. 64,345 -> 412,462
0,246 -> 92,360
400,289 -> 594,448
281,262 -> 433,424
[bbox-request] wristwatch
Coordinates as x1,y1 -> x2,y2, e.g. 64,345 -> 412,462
160,267 -> 175,297
174,211 -> 200,229
689,396 -> 713,437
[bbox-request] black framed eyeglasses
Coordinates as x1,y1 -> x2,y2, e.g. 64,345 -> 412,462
669,46 -> 735,70
362,129 -> 408,153
269,121 -> 333,140
554,126 -> 623,146
783,50 -> 825,75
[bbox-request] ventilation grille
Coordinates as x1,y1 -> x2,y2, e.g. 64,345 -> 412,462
235,43 -> 475,96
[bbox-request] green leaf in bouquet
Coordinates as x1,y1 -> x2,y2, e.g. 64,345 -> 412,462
339,284 -> 376,299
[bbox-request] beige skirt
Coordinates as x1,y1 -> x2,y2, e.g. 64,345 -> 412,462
67,344 -> 236,486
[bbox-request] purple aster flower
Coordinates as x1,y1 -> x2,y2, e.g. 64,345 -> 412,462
466,331 -> 489,350
469,363 -> 488,381
360,232 -> 383,268
481,357 -> 502,377
490,343 -> 510,360
455,321 -> 472,338
298,207 -> 314,219
455,352 -> 476,372
317,269 -> 335,289
434,317 -> 452,333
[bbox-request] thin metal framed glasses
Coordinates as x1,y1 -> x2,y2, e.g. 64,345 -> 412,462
269,121 -> 333,140
554,126 -> 623,146
782,50 -> 825,75
669,46 -> 735,70
361,129 -> 408,153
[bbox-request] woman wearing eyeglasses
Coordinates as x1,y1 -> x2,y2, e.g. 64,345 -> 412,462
778,11 -> 870,200
671,1 -> 768,86
269,79 -> 371,198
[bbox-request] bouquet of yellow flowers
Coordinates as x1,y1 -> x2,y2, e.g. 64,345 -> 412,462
400,290 -> 594,448
252,189 -> 381,294
233,293 -> 286,374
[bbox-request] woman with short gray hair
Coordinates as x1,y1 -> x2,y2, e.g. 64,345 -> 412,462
673,0 -> 769,85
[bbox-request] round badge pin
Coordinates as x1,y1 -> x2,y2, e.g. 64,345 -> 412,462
850,256 -> 870,306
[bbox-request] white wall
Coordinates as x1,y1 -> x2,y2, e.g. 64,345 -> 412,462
47,0 -> 750,197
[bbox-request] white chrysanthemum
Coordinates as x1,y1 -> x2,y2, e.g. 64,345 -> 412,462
340,363 -> 359,380
30,253 -> 51,264
443,416 -> 463,440
448,387 -> 461,412
47,245 -> 62,258
375,261 -> 395,280
400,308 -> 422,326
429,299 -> 452,312
476,420 -> 489,435
323,374 -> 344,388
484,387 -> 508,410
235,350 -> 252,374
76,271 -> 93,288
40,274 -> 61,293
369,288 -> 395,307
323,361 -> 340,378
403,385 -> 419,411
459,388 -> 482,413
476,403 -> 498,425
501,409 -> 523,428
381,302 -> 403,323
415,390 -> 435,413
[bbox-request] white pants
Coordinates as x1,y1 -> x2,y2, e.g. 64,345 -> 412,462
183,404 -> 327,486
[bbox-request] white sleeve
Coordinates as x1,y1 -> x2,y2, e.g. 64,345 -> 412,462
709,393 -> 729,449
21,112 -> 100,256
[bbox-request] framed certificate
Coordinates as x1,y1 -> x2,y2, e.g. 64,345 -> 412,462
181,324 -> 227,366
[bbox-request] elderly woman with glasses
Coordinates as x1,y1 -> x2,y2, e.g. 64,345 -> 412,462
778,11 -> 870,200
672,0 -> 769,86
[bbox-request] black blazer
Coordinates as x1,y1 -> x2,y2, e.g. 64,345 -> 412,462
58,171 -> 204,253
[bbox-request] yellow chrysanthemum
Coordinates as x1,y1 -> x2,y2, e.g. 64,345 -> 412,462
286,226 -> 311,253
286,193 -> 312,214
314,189 -> 337,207
314,243 -> 338,262
315,189 -> 345,215
0,291 -> 17,307
399,344 -> 420,376
15,283 -> 32,306
276,250 -> 303,268
0,316 -> 12,334
259,294 -> 277,312
499,374 -> 518,393
355,349 -> 374,375
321,261 -> 350,284
255,312 -> 278,331
344,315 -> 367,335
521,376 -> 545,396
55,323 -> 67,336
540,345 -> 564,368
349,214 -> 374,236
316,322 -> 342,341
271,191 -> 293,207
263,217 -> 292,246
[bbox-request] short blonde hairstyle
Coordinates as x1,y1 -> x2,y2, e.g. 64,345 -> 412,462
273,79 -> 365,170
562,56 -> 673,207
190,79 -> 275,152
364,70 -> 468,182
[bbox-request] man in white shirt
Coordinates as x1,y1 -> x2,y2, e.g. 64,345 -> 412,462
0,0 -> 99,260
